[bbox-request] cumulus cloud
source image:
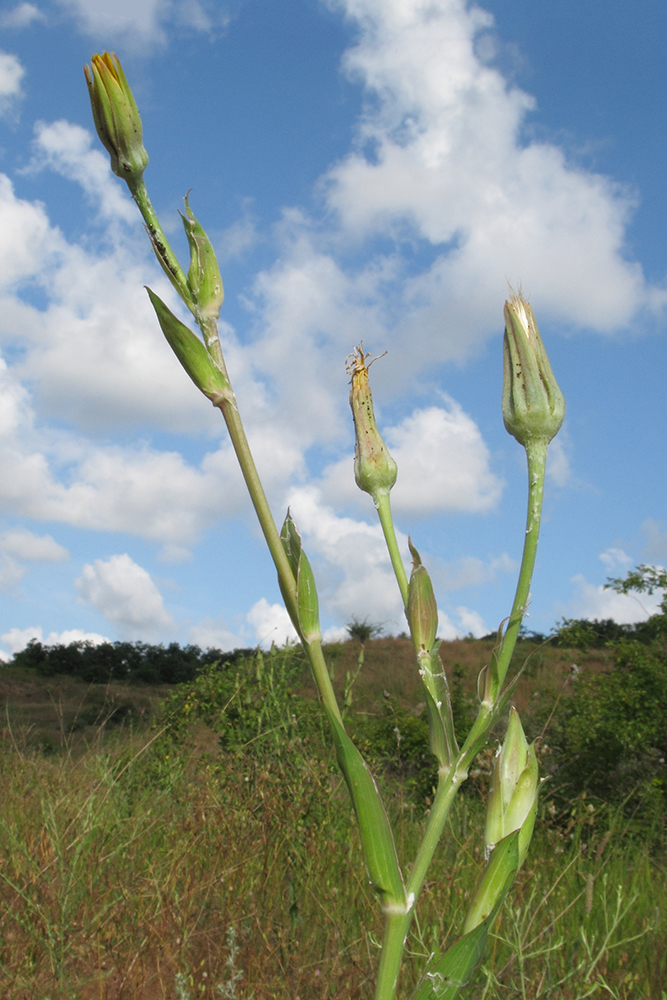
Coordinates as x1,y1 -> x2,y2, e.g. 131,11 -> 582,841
54,0 -> 226,48
566,573 -> 661,625
0,624 -> 110,660
321,401 -> 502,515
0,528 -> 68,592
26,121 -> 137,223
0,528 -> 69,562
0,4 -> 45,29
75,553 -> 175,639
321,0 -> 663,368
438,605 -> 488,640
0,51 -> 24,118
246,598 -> 298,648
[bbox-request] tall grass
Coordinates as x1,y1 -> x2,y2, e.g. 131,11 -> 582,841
0,715 -> 664,999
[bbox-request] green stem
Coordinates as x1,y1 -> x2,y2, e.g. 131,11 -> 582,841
491,438 -> 548,698
406,768 -> 466,905
214,390 -> 343,725
375,909 -> 411,1000
374,769 -> 467,1000
130,179 -> 194,309
376,492 -> 409,609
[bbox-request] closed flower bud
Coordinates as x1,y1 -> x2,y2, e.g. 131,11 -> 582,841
485,707 -> 538,866
346,344 -> 397,505
181,194 -> 224,320
279,511 -> 322,644
407,539 -> 438,653
502,293 -> 565,447
84,52 -> 149,188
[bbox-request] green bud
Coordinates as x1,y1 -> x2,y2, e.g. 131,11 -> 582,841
84,52 -> 149,189
346,344 -> 397,505
502,293 -> 565,447
145,287 -> 231,402
180,194 -> 224,320
485,707 -> 538,867
407,539 -> 438,654
279,512 -> 322,644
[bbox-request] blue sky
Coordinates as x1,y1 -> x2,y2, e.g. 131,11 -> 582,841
0,0 -> 666,658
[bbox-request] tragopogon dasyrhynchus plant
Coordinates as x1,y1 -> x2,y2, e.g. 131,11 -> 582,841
84,52 -> 565,1000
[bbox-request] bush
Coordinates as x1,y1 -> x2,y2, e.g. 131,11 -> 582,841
550,640 -> 667,819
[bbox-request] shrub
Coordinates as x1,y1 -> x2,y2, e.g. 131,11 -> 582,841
550,640 -> 667,820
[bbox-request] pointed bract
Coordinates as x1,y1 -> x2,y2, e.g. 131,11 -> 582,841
181,194 -> 224,320
145,287 -> 230,402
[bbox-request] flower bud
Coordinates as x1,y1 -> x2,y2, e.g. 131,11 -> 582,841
279,511 -> 322,644
502,293 -> 565,447
84,52 -> 149,188
346,344 -> 397,505
180,194 -> 224,320
485,707 -> 538,866
407,539 -> 438,654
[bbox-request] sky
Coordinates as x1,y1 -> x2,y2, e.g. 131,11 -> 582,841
0,0 -> 666,659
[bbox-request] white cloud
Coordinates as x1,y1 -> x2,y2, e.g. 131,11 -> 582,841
246,598 -> 298,649
567,573 -> 661,624
55,0 -> 169,45
0,529 -> 68,562
387,403 -> 501,514
54,0 -> 225,47
0,624 -> 110,659
0,4 -> 45,29
0,51 -> 24,118
598,547 -> 632,571
0,553 -> 25,592
321,0 -> 663,361
26,121 -> 137,223
188,617 -> 248,652
76,553 -> 175,640
546,436 -> 571,488
437,604 -> 488,640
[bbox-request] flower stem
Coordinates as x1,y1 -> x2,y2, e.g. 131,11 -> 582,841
376,492 -> 409,609
130,179 -> 193,309
492,438 -> 548,697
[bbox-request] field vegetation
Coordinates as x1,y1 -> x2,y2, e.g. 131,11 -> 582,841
0,624 -> 665,999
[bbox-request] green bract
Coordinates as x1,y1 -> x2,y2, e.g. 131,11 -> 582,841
484,707 -> 538,866
502,293 -> 565,447
146,287 -> 231,402
84,52 -> 149,187
181,194 -> 224,321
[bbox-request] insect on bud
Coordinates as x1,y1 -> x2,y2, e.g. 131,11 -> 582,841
502,293 -> 565,448
346,344 -> 397,506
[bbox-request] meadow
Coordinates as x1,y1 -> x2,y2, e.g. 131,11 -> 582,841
0,635 -> 665,1000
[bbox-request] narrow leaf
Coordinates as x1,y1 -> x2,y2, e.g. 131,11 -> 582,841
325,707 -> 405,907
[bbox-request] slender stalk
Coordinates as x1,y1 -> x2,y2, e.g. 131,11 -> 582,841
492,438 -> 548,696
130,180 -> 193,307
214,390 -> 343,725
376,492 -> 409,609
375,909 -> 411,1000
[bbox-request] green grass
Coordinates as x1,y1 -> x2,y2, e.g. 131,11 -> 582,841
0,639 -> 664,998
